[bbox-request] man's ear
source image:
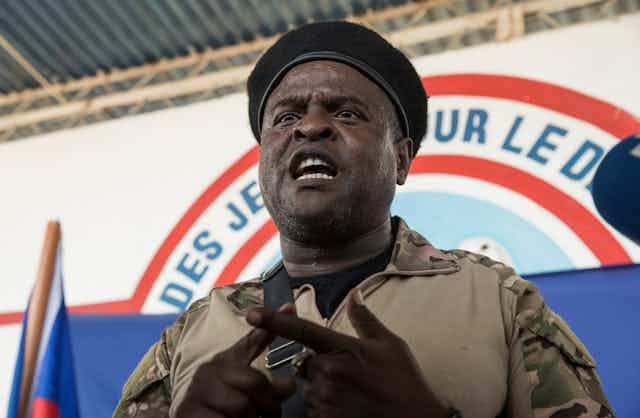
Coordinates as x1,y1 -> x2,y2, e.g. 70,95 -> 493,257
394,137 -> 413,185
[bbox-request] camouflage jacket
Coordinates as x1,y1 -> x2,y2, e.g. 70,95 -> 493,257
113,217 -> 613,418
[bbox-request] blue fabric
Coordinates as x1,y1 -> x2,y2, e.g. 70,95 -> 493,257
528,263 -> 640,417
69,313 -> 177,418
67,264 -> 640,418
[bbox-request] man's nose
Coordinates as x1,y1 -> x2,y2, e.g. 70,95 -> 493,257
293,112 -> 335,142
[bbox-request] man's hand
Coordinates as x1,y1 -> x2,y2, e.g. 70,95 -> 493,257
246,291 -> 449,418
172,305 -> 296,418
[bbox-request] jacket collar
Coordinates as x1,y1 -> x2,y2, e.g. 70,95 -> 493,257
227,216 -> 459,312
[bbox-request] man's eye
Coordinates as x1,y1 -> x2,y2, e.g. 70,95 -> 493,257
336,110 -> 359,120
276,113 -> 300,125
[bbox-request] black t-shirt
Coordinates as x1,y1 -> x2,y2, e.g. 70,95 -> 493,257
287,245 -> 393,319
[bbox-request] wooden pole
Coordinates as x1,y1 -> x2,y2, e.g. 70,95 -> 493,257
17,221 -> 61,418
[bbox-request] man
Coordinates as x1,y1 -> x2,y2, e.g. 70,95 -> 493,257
113,21 -> 613,418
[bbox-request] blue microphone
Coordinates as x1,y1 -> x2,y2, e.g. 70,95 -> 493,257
592,132 -> 640,244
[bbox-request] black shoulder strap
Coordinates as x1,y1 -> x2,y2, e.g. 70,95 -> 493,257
262,263 -> 307,418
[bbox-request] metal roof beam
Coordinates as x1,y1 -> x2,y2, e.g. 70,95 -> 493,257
0,0 -> 613,134
0,35 -> 276,107
0,0 -> 453,108
0,35 -> 65,103
387,0 -> 603,46
0,65 -> 250,132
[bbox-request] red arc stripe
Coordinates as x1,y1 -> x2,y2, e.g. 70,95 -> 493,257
424,74 -> 639,139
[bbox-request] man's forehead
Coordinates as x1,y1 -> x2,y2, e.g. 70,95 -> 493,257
265,60 -> 389,111
283,60 -> 358,76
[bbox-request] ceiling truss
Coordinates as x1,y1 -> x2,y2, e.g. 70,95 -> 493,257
0,0 -> 631,143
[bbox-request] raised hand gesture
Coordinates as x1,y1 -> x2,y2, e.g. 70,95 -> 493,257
247,291 -> 450,418
172,305 -> 296,418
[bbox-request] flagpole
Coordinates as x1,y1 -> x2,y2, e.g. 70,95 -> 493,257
18,220 -> 61,418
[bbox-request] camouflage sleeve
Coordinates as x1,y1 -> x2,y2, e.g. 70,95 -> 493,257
111,295 -> 211,417
112,334 -> 172,418
504,276 -> 615,418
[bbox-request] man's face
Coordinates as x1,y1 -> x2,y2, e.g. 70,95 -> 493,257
259,60 -> 411,245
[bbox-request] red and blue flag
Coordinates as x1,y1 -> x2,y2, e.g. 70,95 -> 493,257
7,240 -> 79,418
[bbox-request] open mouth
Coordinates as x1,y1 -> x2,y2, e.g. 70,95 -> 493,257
291,153 -> 339,181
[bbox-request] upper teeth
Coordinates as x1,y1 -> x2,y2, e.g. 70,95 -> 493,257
298,173 -> 334,180
296,157 -> 335,180
299,158 -> 330,171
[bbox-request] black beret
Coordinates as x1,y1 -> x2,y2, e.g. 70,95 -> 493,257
247,21 -> 428,155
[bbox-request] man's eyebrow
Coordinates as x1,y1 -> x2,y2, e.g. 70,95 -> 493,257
269,94 -> 310,112
322,95 -> 370,111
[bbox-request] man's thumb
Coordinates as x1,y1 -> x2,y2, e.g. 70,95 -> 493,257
346,289 -> 391,339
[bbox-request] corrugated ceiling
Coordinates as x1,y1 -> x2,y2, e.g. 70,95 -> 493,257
0,0 -> 411,93
0,0 -> 638,141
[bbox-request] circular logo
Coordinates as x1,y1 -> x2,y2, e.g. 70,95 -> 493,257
91,74 -> 640,313
1,74 -> 637,324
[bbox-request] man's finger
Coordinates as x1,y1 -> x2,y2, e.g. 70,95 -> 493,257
228,303 -> 297,363
304,351 -> 354,382
201,385 -> 258,418
229,327 -> 275,364
346,289 -> 393,340
246,307 -> 358,353
221,369 -> 292,418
